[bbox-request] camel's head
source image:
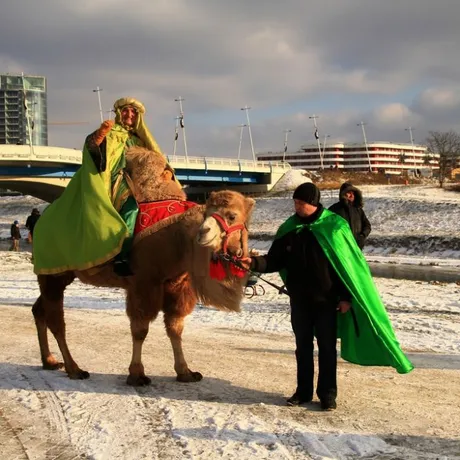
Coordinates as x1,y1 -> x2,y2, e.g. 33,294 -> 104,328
197,190 -> 255,258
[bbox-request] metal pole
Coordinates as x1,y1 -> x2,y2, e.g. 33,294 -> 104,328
237,124 -> 246,160
283,129 -> 291,162
173,116 -> 180,159
175,97 -> 188,160
92,86 -> 104,123
358,121 -> 372,172
241,105 -> 256,163
309,114 -> 323,169
405,127 -> 416,171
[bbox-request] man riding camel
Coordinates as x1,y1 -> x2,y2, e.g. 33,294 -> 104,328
33,97 -> 177,276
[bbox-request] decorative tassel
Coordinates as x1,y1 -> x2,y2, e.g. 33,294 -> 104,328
230,263 -> 246,278
209,259 -> 227,280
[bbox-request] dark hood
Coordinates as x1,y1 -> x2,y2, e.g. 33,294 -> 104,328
339,182 -> 363,207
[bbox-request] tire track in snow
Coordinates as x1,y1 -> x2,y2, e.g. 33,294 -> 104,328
0,367 -> 87,459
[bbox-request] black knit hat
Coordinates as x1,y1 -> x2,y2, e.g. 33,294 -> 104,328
292,182 -> 320,206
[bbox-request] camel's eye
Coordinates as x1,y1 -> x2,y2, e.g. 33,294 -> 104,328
227,212 -> 236,222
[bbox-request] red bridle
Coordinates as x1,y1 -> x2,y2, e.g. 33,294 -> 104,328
211,212 -> 245,255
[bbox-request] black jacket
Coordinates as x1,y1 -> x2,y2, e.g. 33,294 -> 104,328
25,213 -> 40,235
10,224 -> 21,240
328,182 -> 371,249
252,205 -> 351,306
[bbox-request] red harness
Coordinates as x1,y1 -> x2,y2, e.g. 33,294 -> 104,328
209,212 -> 245,254
134,200 -> 197,236
208,212 -> 246,280
134,201 -> 246,281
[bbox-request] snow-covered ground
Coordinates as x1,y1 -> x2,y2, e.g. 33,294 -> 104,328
0,177 -> 459,459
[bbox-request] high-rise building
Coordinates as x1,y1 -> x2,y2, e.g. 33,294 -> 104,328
0,74 -> 48,146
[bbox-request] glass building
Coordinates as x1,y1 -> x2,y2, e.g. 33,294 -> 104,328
0,74 -> 48,146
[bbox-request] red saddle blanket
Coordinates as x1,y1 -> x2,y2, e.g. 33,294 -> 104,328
134,199 -> 245,280
134,200 -> 197,235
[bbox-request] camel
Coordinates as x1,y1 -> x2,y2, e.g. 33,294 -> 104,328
32,146 -> 255,385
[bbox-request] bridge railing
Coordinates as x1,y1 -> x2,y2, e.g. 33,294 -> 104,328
0,145 -> 291,173
167,155 -> 291,172
0,145 -> 82,164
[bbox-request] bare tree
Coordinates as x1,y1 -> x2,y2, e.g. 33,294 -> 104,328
423,153 -> 433,176
425,130 -> 460,187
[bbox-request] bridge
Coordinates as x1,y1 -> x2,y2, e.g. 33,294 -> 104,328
0,145 -> 290,202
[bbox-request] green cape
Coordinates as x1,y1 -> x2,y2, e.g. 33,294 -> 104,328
32,125 -> 141,275
276,209 -> 413,374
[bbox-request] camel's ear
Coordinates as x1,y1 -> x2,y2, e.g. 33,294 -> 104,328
207,191 -> 217,206
244,197 -> 255,217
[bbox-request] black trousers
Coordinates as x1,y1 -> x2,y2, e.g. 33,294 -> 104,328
290,300 -> 338,401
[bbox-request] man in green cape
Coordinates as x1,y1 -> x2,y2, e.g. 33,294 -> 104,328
245,182 -> 413,411
33,97 -> 176,276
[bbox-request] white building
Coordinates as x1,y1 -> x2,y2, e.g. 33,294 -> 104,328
257,142 -> 438,175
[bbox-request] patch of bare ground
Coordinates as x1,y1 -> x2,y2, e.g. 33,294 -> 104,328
447,183 -> 460,193
303,170 -> 430,190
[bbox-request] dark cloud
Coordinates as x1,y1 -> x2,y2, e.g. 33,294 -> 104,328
1,0 -> 460,155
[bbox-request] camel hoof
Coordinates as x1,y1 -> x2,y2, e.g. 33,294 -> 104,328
176,371 -> 203,383
42,361 -> 64,371
126,375 -> 152,386
68,370 -> 90,380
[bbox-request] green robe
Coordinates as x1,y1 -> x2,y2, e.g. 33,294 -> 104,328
33,125 -> 142,275
276,209 -> 414,374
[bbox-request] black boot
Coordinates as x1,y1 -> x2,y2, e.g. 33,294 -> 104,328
286,392 -> 312,406
320,397 -> 337,411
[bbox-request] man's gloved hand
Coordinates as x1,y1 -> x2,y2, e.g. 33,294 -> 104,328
93,120 -> 115,146
239,257 -> 253,270
337,300 -> 351,314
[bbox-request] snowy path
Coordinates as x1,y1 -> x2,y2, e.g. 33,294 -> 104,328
0,305 -> 459,460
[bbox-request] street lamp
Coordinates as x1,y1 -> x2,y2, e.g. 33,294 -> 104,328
174,96 -> 188,160
283,129 -> 291,162
241,105 -> 256,163
357,121 -> 372,172
237,124 -> 247,160
405,127 -> 416,172
92,86 -> 104,123
309,115 -> 323,169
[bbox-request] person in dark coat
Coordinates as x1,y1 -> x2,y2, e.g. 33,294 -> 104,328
243,183 -> 352,411
10,220 -> 21,251
328,182 -> 371,249
25,208 -> 41,242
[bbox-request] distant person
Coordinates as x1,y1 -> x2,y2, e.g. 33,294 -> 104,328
329,182 -> 371,249
241,182 -> 413,411
10,220 -> 21,251
25,208 -> 41,243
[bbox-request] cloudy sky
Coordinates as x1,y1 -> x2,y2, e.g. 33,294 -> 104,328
2,0 -> 460,158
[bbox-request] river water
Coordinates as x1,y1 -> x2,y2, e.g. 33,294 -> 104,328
368,262 -> 460,283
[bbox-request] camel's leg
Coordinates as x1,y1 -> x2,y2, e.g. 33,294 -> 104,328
36,274 -> 89,379
163,274 -> 202,382
32,295 -> 63,370
126,283 -> 161,386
